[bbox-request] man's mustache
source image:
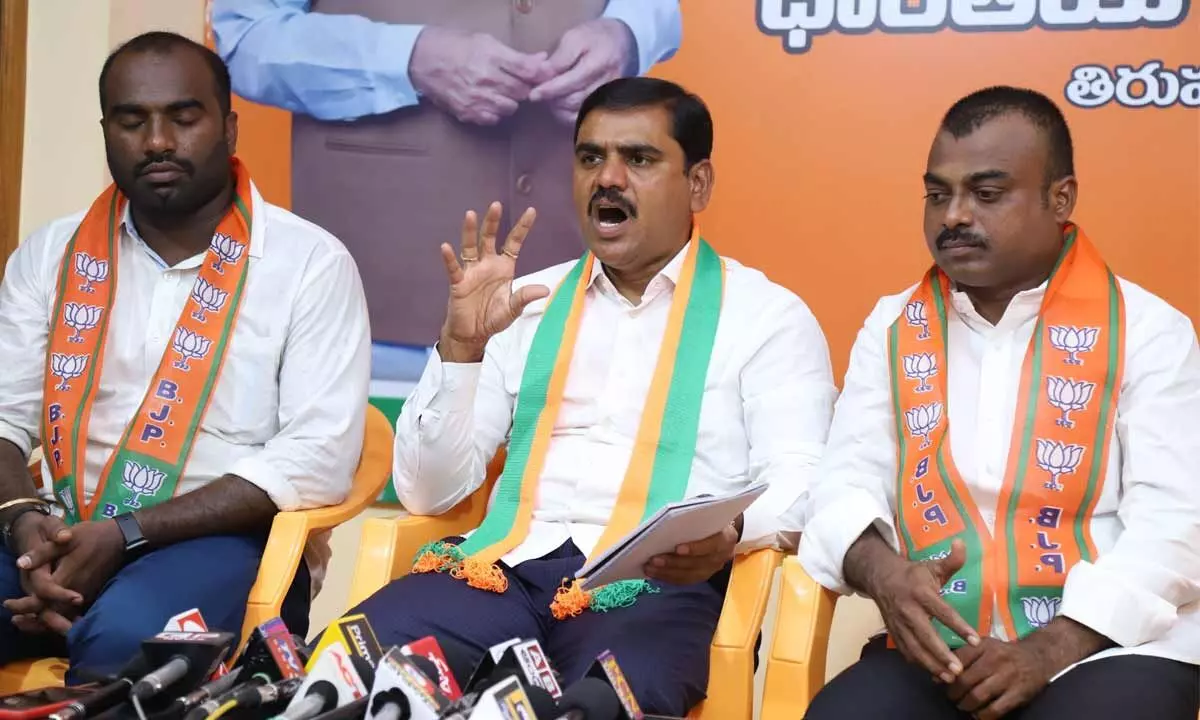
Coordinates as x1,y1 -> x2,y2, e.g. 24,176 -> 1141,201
588,187 -> 637,219
135,154 -> 194,177
936,227 -> 988,249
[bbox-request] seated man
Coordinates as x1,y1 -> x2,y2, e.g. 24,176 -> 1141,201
345,77 -> 838,715
800,86 -> 1200,720
0,32 -> 371,682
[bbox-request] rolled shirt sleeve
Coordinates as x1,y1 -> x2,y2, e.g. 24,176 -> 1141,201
228,250 -> 371,510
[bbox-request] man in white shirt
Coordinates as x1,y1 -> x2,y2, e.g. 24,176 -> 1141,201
800,86 -> 1200,720
0,32 -> 370,683
341,77 -> 837,716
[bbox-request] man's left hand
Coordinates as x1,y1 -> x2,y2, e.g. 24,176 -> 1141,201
529,19 -> 636,125
3,520 -> 125,635
644,522 -> 738,586
946,637 -> 1050,719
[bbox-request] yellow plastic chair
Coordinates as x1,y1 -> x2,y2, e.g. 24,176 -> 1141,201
759,556 -> 846,720
0,404 -> 394,693
346,450 -> 784,720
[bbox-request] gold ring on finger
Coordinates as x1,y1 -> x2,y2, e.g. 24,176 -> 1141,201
503,249 -> 519,260
461,254 -> 478,263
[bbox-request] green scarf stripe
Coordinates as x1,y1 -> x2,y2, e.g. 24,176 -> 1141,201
888,320 -> 916,557
233,194 -> 253,234
640,241 -> 724,520
458,255 -> 588,554
1075,270 -> 1121,563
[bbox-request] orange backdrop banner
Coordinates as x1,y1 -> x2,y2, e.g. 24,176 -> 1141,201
205,1 -> 1199,378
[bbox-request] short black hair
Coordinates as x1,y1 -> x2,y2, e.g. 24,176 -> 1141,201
99,31 -> 232,116
940,85 -> 1074,186
575,77 -> 713,171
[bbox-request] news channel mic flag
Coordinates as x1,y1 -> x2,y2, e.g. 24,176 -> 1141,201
211,0 -> 684,353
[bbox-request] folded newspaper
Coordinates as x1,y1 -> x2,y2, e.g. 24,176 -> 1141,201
575,483 -> 769,590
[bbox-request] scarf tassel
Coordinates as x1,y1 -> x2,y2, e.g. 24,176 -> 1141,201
550,578 -> 660,620
412,542 -> 658,618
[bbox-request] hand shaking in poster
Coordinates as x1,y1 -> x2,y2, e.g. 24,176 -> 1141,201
410,19 -> 636,127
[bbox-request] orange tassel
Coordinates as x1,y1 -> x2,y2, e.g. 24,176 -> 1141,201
453,557 -> 509,593
550,579 -> 593,620
412,550 -> 450,574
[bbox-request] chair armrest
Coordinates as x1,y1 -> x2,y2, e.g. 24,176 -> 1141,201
712,548 -> 784,650
243,405 -> 394,639
346,450 -> 505,608
760,556 -> 838,720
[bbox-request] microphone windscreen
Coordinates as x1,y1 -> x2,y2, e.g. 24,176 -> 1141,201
557,677 -> 622,720
522,683 -> 558,720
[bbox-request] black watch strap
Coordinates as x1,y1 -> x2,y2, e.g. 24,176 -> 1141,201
1,503 -> 52,554
114,513 -> 150,559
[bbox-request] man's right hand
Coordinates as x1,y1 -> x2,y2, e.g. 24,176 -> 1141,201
844,529 -> 981,683
410,27 -> 547,126
437,202 -> 550,364
5,512 -> 82,632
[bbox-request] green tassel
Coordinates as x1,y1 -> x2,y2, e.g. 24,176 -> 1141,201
412,540 -> 466,572
588,579 -> 659,613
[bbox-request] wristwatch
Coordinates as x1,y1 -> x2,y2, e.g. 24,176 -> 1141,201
0,500 -> 52,553
113,512 -> 151,560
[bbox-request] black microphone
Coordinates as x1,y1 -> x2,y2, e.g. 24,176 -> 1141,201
554,677 -> 622,720
583,651 -> 642,720
129,631 -> 237,703
183,617 -> 308,720
364,650 -> 447,720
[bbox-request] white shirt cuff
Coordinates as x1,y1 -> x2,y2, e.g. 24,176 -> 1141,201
799,487 -> 897,595
424,351 -> 482,416
1059,559 -> 1177,647
737,498 -> 793,553
228,455 -> 304,512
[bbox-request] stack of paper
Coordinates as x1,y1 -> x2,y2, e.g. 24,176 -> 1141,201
576,483 -> 769,590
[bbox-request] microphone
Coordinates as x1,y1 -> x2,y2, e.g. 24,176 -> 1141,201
309,614 -> 385,673
129,631 -> 237,702
365,647 -> 450,720
445,673 -> 555,720
583,652 -> 642,720
553,678 -> 621,720
399,637 -> 469,702
280,641 -> 376,720
181,616 -> 307,719
464,639 -> 561,700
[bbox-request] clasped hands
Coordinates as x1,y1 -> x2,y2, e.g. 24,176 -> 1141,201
3,513 -> 124,635
410,18 -> 635,126
867,539 -> 1059,719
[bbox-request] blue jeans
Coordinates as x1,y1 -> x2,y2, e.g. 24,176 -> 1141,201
0,534 -> 310,685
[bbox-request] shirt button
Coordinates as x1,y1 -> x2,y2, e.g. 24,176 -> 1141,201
515,173 -> 533,195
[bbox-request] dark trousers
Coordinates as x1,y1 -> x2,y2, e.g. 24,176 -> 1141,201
0,534 -> 311,685
345,539 -> 726,717
804,635 -> 1200,720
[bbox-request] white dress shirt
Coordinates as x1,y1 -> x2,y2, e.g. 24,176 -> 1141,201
394,241 -> 839,567
800,275 -> 1200,669
0,183 -> 372,595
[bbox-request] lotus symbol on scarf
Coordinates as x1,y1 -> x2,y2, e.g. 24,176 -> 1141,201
903,353 -> 938,393
1048,325 -> 1099,366
905,301 -> 930,340
1035,439 -> 1084,492
190,278 -> 229,322
63,303 -> 102,343
1021,596 -> 1061,629
904,402 -> 943,450
1046,377 -> 1095,429
171,328 -> 212,371
50,353 -> 88,391
210,233 -> 245,274
73,252 -> 109,293
122,461 -> 165,509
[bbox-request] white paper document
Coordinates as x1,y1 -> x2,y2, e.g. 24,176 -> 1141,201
575,483 -> 769,590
